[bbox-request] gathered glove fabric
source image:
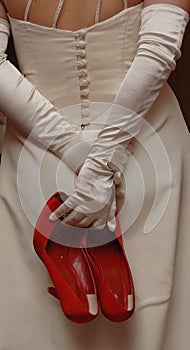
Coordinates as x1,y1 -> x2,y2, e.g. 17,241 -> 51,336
50,4 -> 189,229
50,157 -> 117,229
0,18 -> 91,173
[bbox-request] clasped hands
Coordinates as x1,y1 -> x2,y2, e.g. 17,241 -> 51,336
48,104 -> 131,229
49,157 -> 123,230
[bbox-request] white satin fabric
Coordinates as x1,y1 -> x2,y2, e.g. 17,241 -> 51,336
0,3 -> 190,349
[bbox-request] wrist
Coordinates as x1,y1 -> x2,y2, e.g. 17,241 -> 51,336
87,147 -> 128,185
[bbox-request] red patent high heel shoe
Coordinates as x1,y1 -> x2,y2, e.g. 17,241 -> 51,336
83,219 -> 135,322
33,192 -> 98,324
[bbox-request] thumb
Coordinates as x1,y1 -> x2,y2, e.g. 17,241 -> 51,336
107,196 -> 117,232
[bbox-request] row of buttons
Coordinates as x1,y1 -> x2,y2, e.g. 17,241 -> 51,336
74,30 -> 90,128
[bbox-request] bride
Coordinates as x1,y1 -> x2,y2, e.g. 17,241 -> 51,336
0,1 -> 190,349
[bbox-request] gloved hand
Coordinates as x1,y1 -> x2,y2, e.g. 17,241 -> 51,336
49,4 -> 189,228
49,157 -> 119,229
0,17 -> 91,173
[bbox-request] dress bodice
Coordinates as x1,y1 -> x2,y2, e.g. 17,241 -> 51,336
8,3 -> 142,127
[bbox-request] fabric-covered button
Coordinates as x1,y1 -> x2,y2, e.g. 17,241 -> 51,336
77,50 -> 86,58
77,59 -> 87,68
81,116 -> 90,124
81,99 -> 90,108
81,109 -> 89,118
74,32 -> 80,38
79,69 -> 88,78
78,29 -> 86,37
76,41 -> 86,49
80,89 -> 89,97
80,79 -> 89,88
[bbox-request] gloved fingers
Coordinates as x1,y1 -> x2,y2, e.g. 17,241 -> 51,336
49,195 -> 104,227
61,209 -> 85,226
107,196 -> 117,221
91,212 -> 116,230
107,217 -> 116,232
62,211 -> 93,227
91,218 -> 107,229
75,216 -> 95,228
49,201 -> 74,221
115,183 -> 126,214
92,223 -> 106,230
106,197 -> 117,231
90,198 -> 116,230
62,202 -> 111,228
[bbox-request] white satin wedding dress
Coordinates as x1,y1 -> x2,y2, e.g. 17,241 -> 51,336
0,1 -> 190,349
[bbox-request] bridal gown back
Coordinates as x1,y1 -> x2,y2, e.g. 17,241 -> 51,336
0,1 -> 190,349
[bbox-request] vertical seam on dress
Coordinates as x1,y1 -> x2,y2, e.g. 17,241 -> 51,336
24,0 -> 33,21
20,22 -> 40,90
123,6 -> 142,75
122,10 -> 130,79
52,0 -> 65,28
123,0 -> 128,9
95,0 -> 101,24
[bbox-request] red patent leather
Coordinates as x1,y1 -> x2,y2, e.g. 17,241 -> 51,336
33,191 -> 135,323
33,192 -> 98,324
83,219 -> 135,322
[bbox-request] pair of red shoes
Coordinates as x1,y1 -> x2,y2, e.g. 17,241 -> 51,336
33,192 -> 135,324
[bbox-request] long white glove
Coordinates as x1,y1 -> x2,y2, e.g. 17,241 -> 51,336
0,18 -> 91,173
50,4 -> 189,227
